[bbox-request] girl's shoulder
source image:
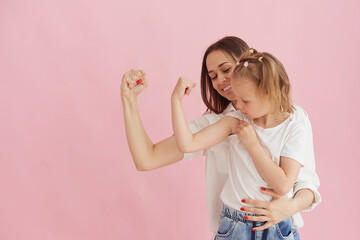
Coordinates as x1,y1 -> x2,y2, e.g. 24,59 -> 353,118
290,105 -> 312,126
292,105 -> 309,119
225,110 -> 247,121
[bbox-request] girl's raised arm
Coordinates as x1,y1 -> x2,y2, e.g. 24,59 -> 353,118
171,77 -> 235,153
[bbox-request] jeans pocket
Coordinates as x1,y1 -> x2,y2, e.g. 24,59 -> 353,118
216,216 -> 236,238
275,218 -> 294,239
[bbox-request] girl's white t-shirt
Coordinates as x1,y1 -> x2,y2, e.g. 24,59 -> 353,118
184,104 -> 321,231
221,111 -> 306,210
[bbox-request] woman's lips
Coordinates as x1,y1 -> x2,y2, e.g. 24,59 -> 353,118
222,85 -> 231,92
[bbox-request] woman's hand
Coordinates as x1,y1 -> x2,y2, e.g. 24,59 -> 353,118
171,77 -> 196,102
241,188 -> 297,231
236,120 -> 259,149
121,69 -> 148,99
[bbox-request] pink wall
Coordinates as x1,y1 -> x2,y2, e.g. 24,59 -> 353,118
1,0 -> 359,239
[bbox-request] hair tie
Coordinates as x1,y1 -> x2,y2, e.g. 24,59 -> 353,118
258,57 -> 263,62
243,61 -> 249,67
249,49 -> 254,54
236,61 -> 240,66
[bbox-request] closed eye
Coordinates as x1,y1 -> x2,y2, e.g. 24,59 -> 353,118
210,67 -> 231,80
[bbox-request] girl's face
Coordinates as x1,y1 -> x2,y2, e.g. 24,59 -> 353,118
231,77 -> 270,120
206,50 -> 237,101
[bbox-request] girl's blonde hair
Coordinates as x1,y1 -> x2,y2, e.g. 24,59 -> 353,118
233,49 -> 295,114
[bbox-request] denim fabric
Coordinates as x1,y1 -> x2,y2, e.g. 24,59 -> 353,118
293,229 -> 300,240
214,205 -> 298,240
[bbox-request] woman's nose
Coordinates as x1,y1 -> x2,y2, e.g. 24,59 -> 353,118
217,74 -> 227,83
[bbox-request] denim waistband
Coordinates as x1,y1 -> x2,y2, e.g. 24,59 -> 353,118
221,205 -> 266,225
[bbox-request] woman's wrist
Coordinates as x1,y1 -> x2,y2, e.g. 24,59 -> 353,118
285,197 -> 298,215
121,94 -> 138,112
171,95 -> 182,105
292,188 -> 315,212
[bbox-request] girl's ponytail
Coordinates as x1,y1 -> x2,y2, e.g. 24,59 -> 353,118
233,50 -> 295,114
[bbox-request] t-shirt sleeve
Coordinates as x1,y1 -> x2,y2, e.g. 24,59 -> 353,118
225,111 -> 244,121
291,105 -> 321,211
281,122 -> 307,166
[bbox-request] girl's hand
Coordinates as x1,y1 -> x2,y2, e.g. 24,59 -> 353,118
236,120 -> 258,149
121,69 -> 148,99
171,77 -> 196,102
240,188 -> 297,231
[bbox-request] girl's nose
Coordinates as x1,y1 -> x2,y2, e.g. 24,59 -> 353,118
235,99 -> 244,110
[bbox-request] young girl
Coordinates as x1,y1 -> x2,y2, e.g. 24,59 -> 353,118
171,49 -> 306,239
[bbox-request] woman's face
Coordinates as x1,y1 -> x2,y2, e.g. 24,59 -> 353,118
206,50 -> 237,102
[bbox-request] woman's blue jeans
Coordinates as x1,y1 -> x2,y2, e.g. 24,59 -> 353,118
214,205 -> 300,240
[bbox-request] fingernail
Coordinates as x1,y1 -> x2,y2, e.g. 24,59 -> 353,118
252,228 -> 256,232
240,208 -> 245,211
241,199 -> 246,203
244,216 -> 248,220
136,79 -> 142,84
261,187 -> 266,191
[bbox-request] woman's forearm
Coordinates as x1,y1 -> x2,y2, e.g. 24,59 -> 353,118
122,95 -> 183,171
292,188 -> 315,212
122,95 -> 155,169
241,188 -> 315,231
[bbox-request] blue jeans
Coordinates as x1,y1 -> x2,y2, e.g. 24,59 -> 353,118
215,205 -> 300,240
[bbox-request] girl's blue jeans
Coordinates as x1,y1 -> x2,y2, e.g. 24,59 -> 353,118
214,205 -> 300,240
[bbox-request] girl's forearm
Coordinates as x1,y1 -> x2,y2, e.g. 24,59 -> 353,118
171,99 -> 195,152
247,144 -> 293,196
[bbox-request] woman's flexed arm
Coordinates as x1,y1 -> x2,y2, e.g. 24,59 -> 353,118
121,70 -> 184,171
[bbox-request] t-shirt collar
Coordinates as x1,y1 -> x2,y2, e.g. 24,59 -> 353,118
223,103 -> 236,114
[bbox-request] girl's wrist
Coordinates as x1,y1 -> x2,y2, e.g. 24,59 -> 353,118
245,141 -> 262,153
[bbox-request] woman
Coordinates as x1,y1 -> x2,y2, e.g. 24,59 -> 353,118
121,36 -> 320,238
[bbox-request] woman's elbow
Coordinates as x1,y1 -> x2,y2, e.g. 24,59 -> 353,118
135,163 -> 146,171
134,161 -> 154,172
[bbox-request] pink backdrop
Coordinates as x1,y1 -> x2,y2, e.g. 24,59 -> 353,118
1,0 -> 359,239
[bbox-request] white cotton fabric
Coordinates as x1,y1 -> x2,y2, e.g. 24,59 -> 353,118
183,104 -> 321,232
221,110 -> 306,210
